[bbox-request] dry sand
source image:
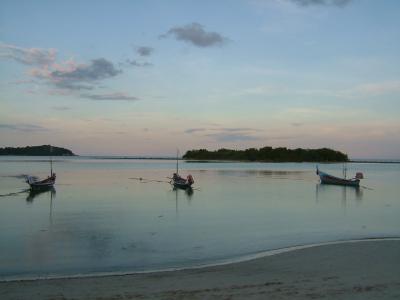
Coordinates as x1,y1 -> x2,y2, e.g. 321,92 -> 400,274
1,239 -> 399,300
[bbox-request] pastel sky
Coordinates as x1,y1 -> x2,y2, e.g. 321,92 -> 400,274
1,0 -> 399,158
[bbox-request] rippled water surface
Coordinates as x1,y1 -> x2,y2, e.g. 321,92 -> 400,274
0,157 -> 399,280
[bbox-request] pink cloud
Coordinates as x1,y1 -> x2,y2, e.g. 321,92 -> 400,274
0,43 -> 57,66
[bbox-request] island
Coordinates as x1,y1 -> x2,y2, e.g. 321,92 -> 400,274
183,147 -> 348,162
0,145 -> 75,156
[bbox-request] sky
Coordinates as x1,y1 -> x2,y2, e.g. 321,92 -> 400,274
0,0 -> 399,158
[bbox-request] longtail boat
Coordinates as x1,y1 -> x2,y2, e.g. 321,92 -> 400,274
171,150 -> 194,190
26,152 -> 56,190
27,174 -> 56,190
316,166 -> 363,187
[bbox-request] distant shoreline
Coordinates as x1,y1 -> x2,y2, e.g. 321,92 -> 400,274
0,145 -> 74,156
183,147 -> 348,163
0,156 -> 398,163
349,160 -> 400,164
85,157 -> 400,163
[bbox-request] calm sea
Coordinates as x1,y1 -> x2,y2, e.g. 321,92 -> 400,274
0,156 -> 399,280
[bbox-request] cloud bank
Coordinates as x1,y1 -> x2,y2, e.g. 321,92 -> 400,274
185,127 -> 261,142
136,46 -> 154,56
0,123 -> 48,132
126,59 -> 153,67
1,44 -> 125,93
28,57 -> 122,91
50,58 -> 121,87
0,43 -> 56,66
288,0 -> 352,6
161,23 -> 228,47
80,92 -> 139,101
206,132 -> 260,142
52,106 -> 71,111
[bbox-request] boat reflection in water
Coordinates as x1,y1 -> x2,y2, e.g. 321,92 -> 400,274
315,183 -> 363,207
171,186 -> 194,213
172,186 -> 194,199
26,187 -> 56,202
26,187 -> 56,224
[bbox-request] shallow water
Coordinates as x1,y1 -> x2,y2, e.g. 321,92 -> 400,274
0,157 -> 399,280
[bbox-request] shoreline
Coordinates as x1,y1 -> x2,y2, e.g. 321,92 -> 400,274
1,237 -> 399,283
1,238 -> 399,299
184,159 -> 400,164
2,156 -> 399,164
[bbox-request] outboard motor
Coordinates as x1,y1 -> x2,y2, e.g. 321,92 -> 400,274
187,174 -> 194,185
355,172 -> 364,179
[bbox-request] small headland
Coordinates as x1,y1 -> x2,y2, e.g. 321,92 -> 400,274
0,145 -> 75,156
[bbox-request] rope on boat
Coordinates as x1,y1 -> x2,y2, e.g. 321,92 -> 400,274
129,177 -> 171,184
0,188 -> 30,197
360,185 -> 374,190
129,177 -> 200,190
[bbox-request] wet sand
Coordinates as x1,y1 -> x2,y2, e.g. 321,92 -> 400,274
1,239 -> 399,300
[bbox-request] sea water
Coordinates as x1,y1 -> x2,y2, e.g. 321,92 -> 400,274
0,157 -> 399,280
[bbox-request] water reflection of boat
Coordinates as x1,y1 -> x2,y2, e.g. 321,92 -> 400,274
171,150 -> 194,190
26,187 -> 56,225
26,187 -> 56,202
316,166 -> 363,187
173,186 -> 193,196
315,183 -> 363,205
172,186 -> 194,213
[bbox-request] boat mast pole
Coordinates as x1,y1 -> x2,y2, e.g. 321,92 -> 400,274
176,149 -> 179,174
50,145 -> 53,176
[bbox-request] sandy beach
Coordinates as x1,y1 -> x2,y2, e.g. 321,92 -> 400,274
1,239 -> 399,300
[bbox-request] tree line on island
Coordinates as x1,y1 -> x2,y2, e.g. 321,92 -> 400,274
0,145 -> 348,162
0,145 -> 75,156
183,147 -> 348,162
